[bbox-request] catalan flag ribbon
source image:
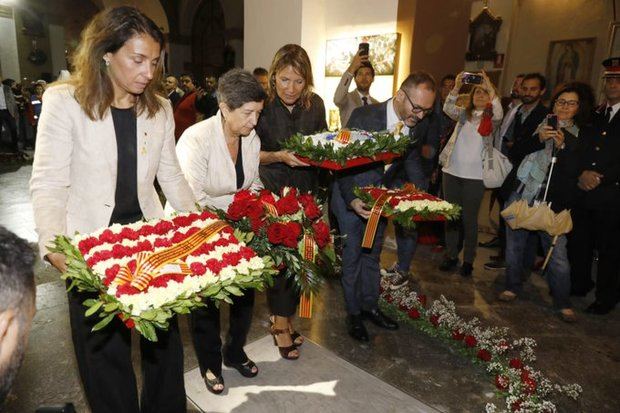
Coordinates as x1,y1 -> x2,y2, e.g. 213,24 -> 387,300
113,220 -> 228,291
298,234 -> 316,318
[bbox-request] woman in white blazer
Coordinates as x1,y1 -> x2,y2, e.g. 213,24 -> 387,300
173,69 -> 266,395
29,7 -> 196,413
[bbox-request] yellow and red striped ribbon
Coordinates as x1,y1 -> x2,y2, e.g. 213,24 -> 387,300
298,234 -> 316,319
263,202 -> 278,217
335,129 -> 351,145
113,220 -> 228,291
360,184 -> 418,249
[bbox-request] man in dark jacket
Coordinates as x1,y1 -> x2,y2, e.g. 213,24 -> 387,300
332,72 -> 436,342
569,58 -> 620,314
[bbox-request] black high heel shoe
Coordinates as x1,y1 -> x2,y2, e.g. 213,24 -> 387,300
224,358 -> 258,378
204,370 -> 224,395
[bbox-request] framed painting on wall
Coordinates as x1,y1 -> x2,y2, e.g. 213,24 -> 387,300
545,37 -> 596,94
609,22 -> 620,57
325,33 -> 400,77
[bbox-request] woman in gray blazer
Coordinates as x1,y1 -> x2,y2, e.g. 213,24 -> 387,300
29,7 -> 196,413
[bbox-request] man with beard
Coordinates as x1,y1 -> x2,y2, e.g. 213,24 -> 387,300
0,227 -> 36,407
333,47 -> 378,128
332,72 -> 436,342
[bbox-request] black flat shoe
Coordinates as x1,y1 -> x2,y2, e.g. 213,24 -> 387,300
347,314 -> 369,342
204,370 -> 224,395
224,358 -> 258,378
439,257 -> 458,272
361,309 -> 398,330
460,262 -> 473,277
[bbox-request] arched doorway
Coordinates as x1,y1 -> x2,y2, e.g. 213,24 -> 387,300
191,0 -> 226,81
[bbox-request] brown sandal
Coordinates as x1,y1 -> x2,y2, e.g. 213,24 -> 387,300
270,326 -> 299,360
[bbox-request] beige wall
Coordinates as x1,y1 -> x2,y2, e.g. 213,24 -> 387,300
409,0 -> 471,82
501,0 -> 613,95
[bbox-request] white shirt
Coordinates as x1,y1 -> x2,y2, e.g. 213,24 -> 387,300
0,86 -> 7,110
172,111 -> 263,211
442,110 -> 485,180
606,102 -> 620,121
386,98 -> 410,136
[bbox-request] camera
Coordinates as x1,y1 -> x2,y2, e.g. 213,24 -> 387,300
358,42 -> 369,57
546,114 -> 558,130
462,72 -> 483,85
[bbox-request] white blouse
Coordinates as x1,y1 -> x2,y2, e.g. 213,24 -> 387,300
174,111 -> 263,211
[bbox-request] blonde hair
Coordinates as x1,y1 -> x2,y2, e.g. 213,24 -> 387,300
268,44 -> 315,110
66,6 -> 165,120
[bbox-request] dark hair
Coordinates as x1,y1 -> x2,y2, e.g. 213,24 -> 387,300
252,67 -> 268,76
400,71 -> 436,92
2,78 -> 15,87
0,227 -> 35,315
354,63 -> 375,77
179,73 -> 198,86
550,81 -> 595,129
68,6 -> 166,120
217,68 -> 267,110
522,72 -> 546,90
441,74 -> 456,84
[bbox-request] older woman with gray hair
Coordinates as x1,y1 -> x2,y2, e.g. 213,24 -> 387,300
174,68 -> 267,394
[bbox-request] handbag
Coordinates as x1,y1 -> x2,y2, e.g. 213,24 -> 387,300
482,145 -> 512,188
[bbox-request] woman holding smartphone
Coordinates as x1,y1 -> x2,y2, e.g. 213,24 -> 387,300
438,71 -> 503,277
497,82 -> 595,322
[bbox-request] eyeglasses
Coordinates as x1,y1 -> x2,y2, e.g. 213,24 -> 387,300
555,99 -> 579,107
401,89 -> 434,116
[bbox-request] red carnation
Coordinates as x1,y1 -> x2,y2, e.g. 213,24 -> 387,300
523,377 -> 537,395
99,229 -> 117,244
266,223 -> 287,245
172,215 -> 194,228
509,358 -> 523,370
227,200 -> 248,221
275,194 -> 301,215
495,374 -> 509,391
124,318 -> 135,329
511,400 -> 522,412
205,259 -> 223,274
154,220 -> 174,235
104,264 -> 120,286
258,190 -> 276,205
312,220 -> 331,248
190,262 -> 206,275
115,284 -> 140,297
250,217 -> 265,232
282,222 -> 302,248
234,189 -> 254,202
477,349 -> 492,362
452,330 -> 465,341
408,308 -> 420,319
429,314 -> 440,327
464,335 -> 477,348
418,294 -> 427,307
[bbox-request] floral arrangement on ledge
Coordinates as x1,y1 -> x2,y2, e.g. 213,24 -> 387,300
355,185 -> 461,229
281,129 -> 408,168
218,187 -> 338,295
378,277 -> 582,412
51,210 -> 276,342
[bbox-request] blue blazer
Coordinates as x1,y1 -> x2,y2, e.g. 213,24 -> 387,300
336,101 -> 389,206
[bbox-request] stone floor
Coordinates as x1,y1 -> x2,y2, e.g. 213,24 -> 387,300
1,164 -> 619,413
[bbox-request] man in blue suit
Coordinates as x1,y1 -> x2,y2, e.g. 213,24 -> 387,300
332,72 -> 437,341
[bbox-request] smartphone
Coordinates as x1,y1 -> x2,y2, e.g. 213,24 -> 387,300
462,72 -> 483,85
358,42 -> 369,57
546,114 -> 558,130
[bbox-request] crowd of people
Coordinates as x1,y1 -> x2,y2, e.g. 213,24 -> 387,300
0,4 -> 616,412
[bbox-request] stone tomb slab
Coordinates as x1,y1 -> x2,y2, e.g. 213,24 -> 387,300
185,335 -> 438,413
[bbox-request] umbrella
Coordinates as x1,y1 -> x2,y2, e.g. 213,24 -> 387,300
500,154 -> 572,270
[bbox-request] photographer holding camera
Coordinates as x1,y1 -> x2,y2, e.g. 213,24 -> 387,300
438,71 -> 503,277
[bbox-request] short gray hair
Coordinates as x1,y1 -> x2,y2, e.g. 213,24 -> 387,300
216,68 -> 267,110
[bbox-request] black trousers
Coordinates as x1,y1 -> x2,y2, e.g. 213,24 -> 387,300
67,287 -> 186,413
190,289 -> 255,376
0,109 -> 18,152
266,272 -> 299,317
568,208 -> 620,307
